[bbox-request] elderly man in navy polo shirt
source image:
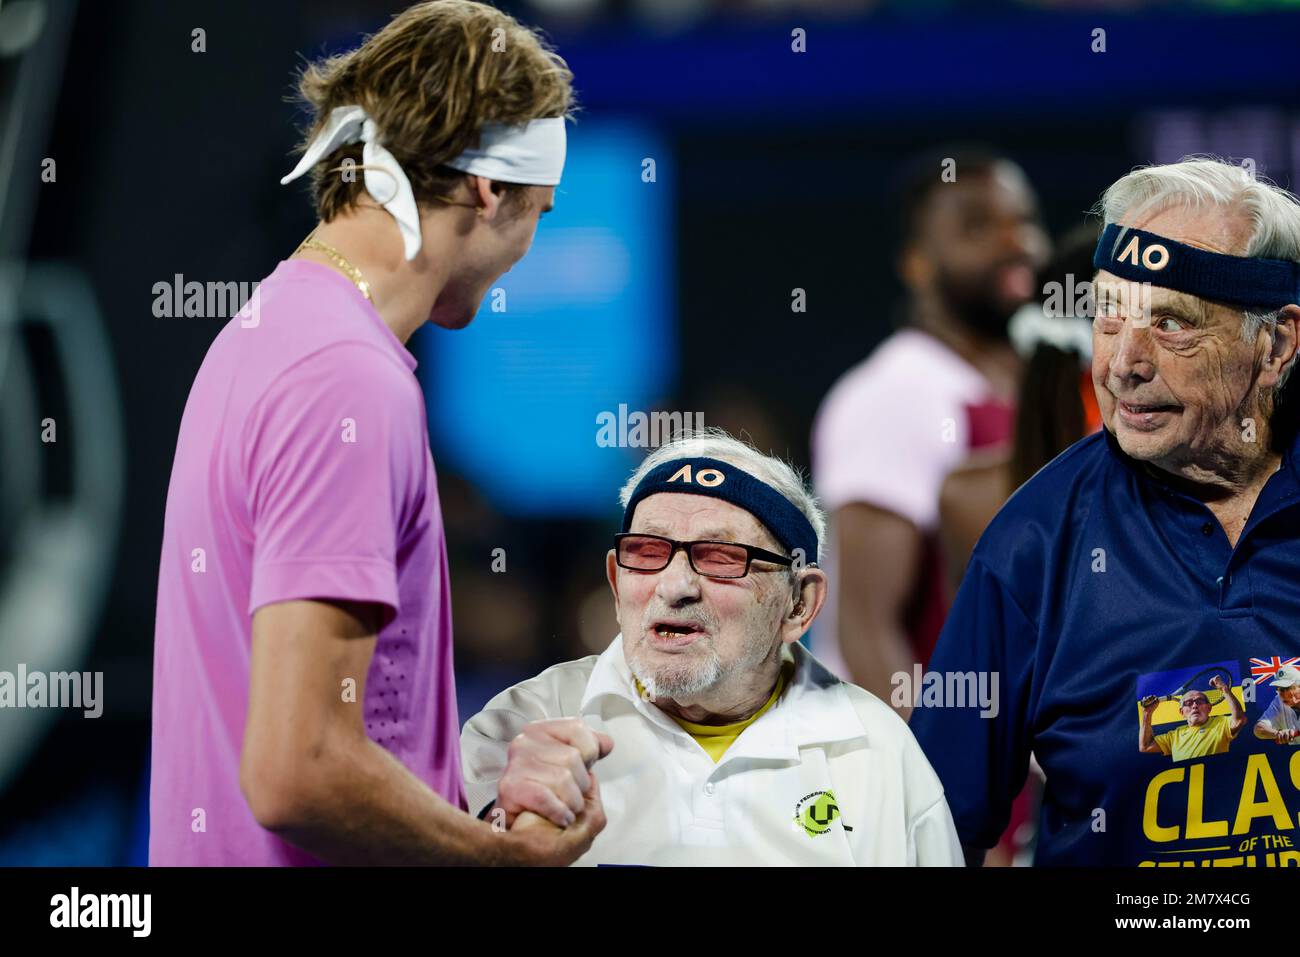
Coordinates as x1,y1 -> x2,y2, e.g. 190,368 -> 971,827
911,157 -> 1300,867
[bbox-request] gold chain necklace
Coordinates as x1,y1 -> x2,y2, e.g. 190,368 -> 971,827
293,232 -> 373,303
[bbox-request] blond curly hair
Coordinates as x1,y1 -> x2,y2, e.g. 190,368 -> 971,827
290,0 -> 575,221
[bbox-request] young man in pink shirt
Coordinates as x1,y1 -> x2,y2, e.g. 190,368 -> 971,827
149,1 -> 606,866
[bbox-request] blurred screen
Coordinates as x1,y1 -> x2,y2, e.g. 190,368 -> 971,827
421,120 -> 675,517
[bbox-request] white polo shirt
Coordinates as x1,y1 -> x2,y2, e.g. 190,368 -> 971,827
461,635 -> 963,866
1259,694 -> 1300,739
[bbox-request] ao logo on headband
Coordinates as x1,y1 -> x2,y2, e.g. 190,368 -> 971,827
667,464 -> 726,488
1116,235 -> 1170,271
1093,223 -> 1300,310
621,456 -> 820,564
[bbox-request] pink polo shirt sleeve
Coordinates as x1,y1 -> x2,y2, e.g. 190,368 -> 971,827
242,341 -> 426,621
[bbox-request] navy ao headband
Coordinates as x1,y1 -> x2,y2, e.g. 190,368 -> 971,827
1093,223 -> 1300,311
621,457 -> 819,565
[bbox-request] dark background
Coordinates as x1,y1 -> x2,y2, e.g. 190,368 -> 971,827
3,0 -> 1300,863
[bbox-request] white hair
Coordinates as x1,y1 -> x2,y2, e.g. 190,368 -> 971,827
617,428 -> 826,564
1097,156 -> 1300,390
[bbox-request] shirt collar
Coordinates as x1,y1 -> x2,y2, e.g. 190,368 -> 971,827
578,634 -> 683,737
579,635 -> 867,762
1102,425 -> 1300,503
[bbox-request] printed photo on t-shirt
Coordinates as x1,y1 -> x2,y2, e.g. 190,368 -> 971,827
1250,656 -> 1300,746
1132,655 -> 1300,867
1137,660 -> 1244,764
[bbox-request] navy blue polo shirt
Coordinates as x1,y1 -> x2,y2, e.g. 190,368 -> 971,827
910,426 -> 1300,866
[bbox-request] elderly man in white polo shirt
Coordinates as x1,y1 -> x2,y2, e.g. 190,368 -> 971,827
461,431 -> 962,865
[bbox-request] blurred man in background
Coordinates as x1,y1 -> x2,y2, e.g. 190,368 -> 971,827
150,1 -> 601,866
811,148 -> 1050,709
938,222 -> 1101,593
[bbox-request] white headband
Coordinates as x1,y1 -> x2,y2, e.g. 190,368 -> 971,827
280,106 -> 566,261
1008,303 -> 1093,362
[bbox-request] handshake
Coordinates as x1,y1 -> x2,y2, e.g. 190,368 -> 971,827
492,718 -> 614,866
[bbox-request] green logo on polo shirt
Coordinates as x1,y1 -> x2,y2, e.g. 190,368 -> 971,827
793,790 -> 841,837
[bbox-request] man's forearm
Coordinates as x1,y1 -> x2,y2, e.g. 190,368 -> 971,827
258,734 -> 508,865
1255,719 -> 1279,740
840,620 -> 915,714
1226,690 -> 1245,721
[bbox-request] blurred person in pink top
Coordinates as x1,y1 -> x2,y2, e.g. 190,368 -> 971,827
149,1 -> 606,866
811,148 -> 1050,712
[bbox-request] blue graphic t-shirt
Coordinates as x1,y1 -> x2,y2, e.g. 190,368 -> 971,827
911,428 -> 1300,866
